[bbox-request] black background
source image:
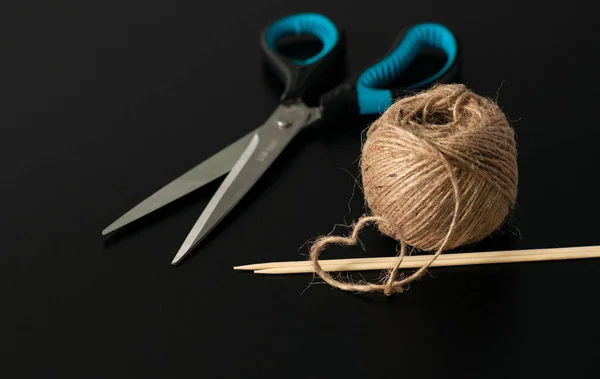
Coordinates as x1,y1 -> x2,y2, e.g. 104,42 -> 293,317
2,1 -> 600,378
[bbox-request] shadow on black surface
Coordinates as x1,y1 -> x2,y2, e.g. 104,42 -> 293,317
248,224 -> 521,377
288,230 -> 521,377
385,266 -> 519,377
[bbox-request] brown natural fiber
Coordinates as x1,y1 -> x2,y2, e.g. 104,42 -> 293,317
309,83 -> 518,295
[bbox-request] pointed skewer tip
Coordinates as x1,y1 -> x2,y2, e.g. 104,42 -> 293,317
233,264 -> 259,270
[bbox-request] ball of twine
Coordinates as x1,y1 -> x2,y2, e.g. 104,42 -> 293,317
309,83 -> 518,295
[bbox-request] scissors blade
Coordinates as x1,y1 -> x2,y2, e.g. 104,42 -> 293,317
171,103 -> 320,265
102,131 -> 255,236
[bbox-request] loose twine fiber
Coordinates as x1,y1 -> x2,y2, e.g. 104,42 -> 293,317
309,83 -> 518,295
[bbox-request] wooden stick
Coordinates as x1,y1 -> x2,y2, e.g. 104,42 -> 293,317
234,245 -> 600,270
231,245 -> 600,275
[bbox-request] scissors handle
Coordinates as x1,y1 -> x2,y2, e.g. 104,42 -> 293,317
260,13 -> 345,103
320,23 -> 461,119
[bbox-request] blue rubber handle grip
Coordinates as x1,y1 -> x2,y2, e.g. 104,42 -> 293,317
264,13 -> 340,65
356,23 -> 459,115
261,13 -> 344,101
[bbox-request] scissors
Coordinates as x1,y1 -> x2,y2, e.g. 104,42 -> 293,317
102,12 -> 461,265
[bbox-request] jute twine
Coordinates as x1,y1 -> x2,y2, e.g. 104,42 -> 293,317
309,84 -> 518,295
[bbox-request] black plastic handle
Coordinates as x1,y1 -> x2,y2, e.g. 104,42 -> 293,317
260,13 -> 346,103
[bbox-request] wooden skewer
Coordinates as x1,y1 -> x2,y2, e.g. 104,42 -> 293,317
232,245 -> 600,275
234,245 -> 600,270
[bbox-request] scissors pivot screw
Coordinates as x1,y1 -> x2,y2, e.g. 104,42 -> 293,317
276,120 -> 292,129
